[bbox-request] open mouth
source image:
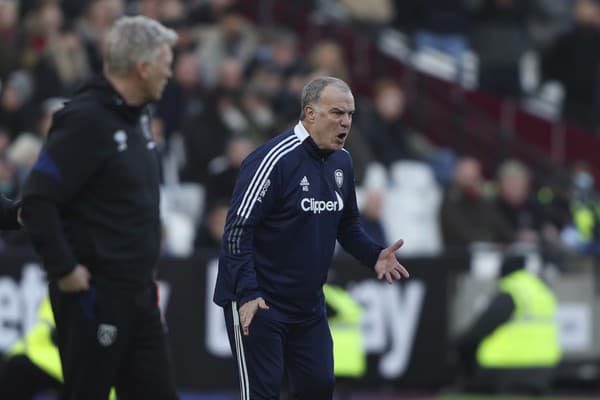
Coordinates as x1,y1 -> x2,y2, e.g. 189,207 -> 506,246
337,133 -> 347,140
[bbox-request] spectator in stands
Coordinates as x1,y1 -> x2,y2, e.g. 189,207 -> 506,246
180,58 -> 242,183
249,27 -> 300,78
493,159 -> 544,243
542,0 -> 600,130
240,81 -> 279,141
155,50 -> 205,140
455,253 -> 561,394
205,136 -> 255,208
0,69 -> 35,139
32,26 -> 92,101
537,171 -> 573,235
441,156 -> 513,249
357,78 -> 423,167
275,64 -> 312,129
309,39 -> 349,82
20,1 -> 64,70
0,0 -> 22,79
467,0 -> 533,97
194,199 -> 229,255
561,161 -> 600,254
75,0 -> 121,73
195,4 -> 258,88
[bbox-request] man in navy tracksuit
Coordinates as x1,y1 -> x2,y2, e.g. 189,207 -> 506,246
214,77 -> 410,399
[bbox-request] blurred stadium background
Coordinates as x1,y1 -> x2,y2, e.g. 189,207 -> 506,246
3,0 -> 600,398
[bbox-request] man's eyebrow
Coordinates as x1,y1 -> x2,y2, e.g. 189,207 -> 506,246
330,107 -> 354,113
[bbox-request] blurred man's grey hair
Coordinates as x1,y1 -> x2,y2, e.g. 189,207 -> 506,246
104,15 -> 178,77
300,76 -> 351,120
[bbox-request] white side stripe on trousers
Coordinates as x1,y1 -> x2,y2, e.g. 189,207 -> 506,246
232,301 -> 250,400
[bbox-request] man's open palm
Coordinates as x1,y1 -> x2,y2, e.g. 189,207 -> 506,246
374,239 -> 409,284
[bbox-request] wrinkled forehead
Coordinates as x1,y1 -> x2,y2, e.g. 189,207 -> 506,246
318,84 -> 355,110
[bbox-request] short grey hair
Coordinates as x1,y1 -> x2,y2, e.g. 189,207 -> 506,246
300,76 -> 351,120
103,15 -> 178,77
498,159 -> 530,181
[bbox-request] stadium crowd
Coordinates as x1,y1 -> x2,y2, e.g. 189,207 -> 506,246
0,0 -> 599,267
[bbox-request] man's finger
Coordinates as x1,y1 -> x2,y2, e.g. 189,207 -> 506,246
258,298 -> 270,310
387,239 -> 404,253
396,264 -> 409,278
385,272 -> 392,284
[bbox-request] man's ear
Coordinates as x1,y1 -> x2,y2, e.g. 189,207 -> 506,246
135,60 -> 150,80
305,105 -> 316,123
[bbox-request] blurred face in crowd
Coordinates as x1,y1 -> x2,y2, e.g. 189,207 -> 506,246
36,2 -> 64,35
306,84 -> 355,152
226,137 -> 254,168
574,0 -> 600,26
0,0 -> 18,30
499,172 -> 530,207
174,52 -> 200,89
139,43 -> 173,102
375,84 -> 405,122
454,157 -> 483,198
219,58 -> 243,90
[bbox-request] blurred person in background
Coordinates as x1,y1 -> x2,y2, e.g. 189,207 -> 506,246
441,156 -> 513,249
454,253 -> 561,394
32,26 -> 93,101
467,0 -> 533,97
194,199 -> 229,255
357,78 -> 420,167
493,159 -> 544,243
0,0 -> 22,79
75,0 -> 123,74
542,0 -> 600,130
239,80 -> 279,141
214,76 -> 409,399
0,69 -> 36,140
20,1 -> 64,70
494,159 -> 577,267
561,161 -> 600,255
195,4 -> 258,88
155,50 -> 205,140
179,57 -> 243,184
309,39 -> 350,82
21,16 -> 179,399
205,135 -> 255,207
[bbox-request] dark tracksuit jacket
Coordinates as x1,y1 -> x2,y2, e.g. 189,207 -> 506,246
214,122 -> 384,321
22,77 -> 161,286
21,76 -> 177,400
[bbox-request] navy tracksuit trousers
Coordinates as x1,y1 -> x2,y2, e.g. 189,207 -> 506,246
224,302 -> 335,400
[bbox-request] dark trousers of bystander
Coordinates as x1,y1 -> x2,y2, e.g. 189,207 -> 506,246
49,279 -> 179,400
